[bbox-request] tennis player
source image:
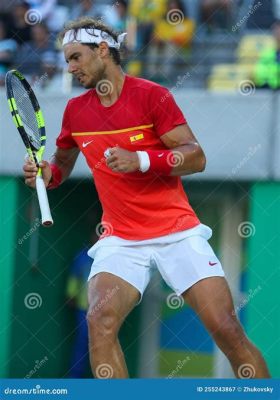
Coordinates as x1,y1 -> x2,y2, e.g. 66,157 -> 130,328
23,18 -> 270,379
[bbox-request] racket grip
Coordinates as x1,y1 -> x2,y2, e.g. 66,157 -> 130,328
35,176 -> 54,226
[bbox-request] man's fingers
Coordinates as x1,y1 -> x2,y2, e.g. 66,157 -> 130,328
24,154 -> 37,166
24,170 -> 37,178
25,177 -> 36,183
24,153 -> 32,162
23,164 -> 38,173
108,162 -> 125,172
39,160 -> 49,168
106,155 -> 117,164
23,160 -> 38,188
105,147 -> 118,159
23,159 -> 50,188
25,177 -> 36,188
25,159 -> 36,166
110,164 -> 118,170
109,147 -> 118,154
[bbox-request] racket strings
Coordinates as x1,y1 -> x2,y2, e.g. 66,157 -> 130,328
10,75 -> 41,150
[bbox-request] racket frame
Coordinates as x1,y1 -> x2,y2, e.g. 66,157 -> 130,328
5,70 -> 53,226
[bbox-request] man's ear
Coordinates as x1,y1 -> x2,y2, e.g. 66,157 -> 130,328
98,42 -> 110,58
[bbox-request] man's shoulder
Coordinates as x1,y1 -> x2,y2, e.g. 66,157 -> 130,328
67,89 -> 95,107
126,75 -> 166,93
126,75 -> 170,105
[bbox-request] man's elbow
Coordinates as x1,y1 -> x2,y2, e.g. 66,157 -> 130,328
197,150 -> 206,172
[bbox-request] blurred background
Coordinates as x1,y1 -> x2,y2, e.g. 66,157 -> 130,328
0,0 -> 280,379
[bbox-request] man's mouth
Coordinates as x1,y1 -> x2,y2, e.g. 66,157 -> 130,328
75,73 -> 85,82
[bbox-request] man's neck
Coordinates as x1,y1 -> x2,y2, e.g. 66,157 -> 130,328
98,67 -> 125,107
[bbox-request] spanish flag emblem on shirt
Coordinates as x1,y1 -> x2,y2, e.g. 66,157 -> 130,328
130,133 -> 144,143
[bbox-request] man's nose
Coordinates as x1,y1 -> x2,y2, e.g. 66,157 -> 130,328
68,63 -> 76,74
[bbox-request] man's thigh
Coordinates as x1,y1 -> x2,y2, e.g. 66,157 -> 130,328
88,272 -> 140,325
182,277 -> 238,332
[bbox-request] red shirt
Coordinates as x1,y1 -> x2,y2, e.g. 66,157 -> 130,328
56,75 -> 200,240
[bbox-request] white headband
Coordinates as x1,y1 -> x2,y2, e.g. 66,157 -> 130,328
62,29 -> 127,49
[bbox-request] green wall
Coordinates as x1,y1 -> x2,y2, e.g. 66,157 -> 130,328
246,182 -> 280,377
0,177 -> 18,377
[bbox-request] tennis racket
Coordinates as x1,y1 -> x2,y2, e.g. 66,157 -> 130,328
5,69 -> 53,226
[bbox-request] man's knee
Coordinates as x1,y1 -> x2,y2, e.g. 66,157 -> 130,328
210,315 -> 247,351
87,303 -> 119,341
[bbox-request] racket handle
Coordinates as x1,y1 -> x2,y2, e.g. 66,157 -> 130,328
35,176 -> 54,227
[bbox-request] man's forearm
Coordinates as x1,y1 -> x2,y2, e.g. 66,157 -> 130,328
106,145 -> 206,176
49,147 -> 80,184
170,143 -> 206,176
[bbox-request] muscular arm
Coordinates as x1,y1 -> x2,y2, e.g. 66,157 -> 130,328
106,123 -> 206,177
160,123 -> 206,176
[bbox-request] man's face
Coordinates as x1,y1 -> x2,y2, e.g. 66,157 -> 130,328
64,42 -> 105,89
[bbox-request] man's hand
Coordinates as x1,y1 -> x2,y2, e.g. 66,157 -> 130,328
106,147 -> 140,173
23,158 -> 52,188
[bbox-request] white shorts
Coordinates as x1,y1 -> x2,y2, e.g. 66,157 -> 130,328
87,224 -> 225,301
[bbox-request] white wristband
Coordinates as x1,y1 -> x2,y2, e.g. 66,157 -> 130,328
136,151 -> 150,173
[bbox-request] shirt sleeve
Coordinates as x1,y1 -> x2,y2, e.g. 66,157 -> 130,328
149,85 -> 187,137
56,101 -> 78,149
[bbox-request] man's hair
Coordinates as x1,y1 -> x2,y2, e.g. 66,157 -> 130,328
58,17 -> 122,65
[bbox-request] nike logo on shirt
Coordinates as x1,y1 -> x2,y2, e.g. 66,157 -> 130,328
82,140 -> 94,148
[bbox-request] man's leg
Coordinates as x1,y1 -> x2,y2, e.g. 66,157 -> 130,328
87,272 -> 140,378
182,277 -> 270,378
